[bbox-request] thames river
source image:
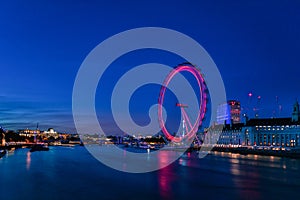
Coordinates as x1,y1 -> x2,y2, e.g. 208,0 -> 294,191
0,146 -> 299,200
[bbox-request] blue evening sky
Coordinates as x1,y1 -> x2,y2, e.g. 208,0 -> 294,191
0,0 -> 299,133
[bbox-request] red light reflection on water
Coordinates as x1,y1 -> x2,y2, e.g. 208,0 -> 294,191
158,167 -> 175,199
26,151 -> 31,171
157,151 -> 176,199
157,150 -> 175,169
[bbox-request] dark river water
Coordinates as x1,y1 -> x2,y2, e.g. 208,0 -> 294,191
0,146 -> 299,200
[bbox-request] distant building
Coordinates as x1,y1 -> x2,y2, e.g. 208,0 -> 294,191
243,117 -> 300,147
216,100 -> 241,125
18,129 -> 41,137
217,123 -> 244,146
215,101 -> 300,148
41,128 -> 59,139
216,102 -> 230,125
18,128 -> 60,141
228,100 -> 241,124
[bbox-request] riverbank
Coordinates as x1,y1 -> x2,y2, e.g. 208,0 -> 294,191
198,146 -> 300,159
124,144 -> 300,159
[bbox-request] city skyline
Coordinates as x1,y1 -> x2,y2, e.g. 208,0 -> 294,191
0,1 -> 300,133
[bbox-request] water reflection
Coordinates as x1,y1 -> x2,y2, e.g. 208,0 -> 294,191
283,164 -> 287,170
230,158 -> 239,164
156,150 -> 181,199
229,154 -> 261,199
212,151 -> 295,170
178,152 -> 192,167
230,164 -> 241,176
157,150 -> 179,169
26,151 -> 31,171
1,147 -> 300,200
158,163 -> 175,199
225,149 -> 300,199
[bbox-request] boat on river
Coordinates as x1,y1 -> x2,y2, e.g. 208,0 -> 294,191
0,150 -> 6,158
30,144 -> 49,152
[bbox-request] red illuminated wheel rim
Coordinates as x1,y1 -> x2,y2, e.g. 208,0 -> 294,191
158,65 -> 207,143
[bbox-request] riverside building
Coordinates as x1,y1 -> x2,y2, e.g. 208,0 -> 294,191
215,101 -> 300,149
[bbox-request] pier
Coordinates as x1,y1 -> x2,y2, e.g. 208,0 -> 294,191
0,142 -> 42,150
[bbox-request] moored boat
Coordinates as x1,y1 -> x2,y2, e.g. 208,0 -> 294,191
0,149 -> 6,158
30,144 -> 49,152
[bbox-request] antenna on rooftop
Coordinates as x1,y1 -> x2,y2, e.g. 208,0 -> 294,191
253,95 -> 261,118
245,92 -> 253,118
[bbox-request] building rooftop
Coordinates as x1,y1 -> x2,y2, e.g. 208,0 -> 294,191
246,118 -> 300,126
223,123 -> 244,131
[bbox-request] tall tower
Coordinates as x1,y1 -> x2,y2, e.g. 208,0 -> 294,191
292,100 -> 300,122
216,102 -> 230,125
228,100 -> 241,124
216,100 -> 241,125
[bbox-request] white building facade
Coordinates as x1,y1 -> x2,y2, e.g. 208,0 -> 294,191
216,101 -> 300,148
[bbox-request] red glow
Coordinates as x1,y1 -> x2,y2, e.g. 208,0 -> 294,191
176,103 -> 188,107
158,65 -> 207,142
157,152 -> 174,199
